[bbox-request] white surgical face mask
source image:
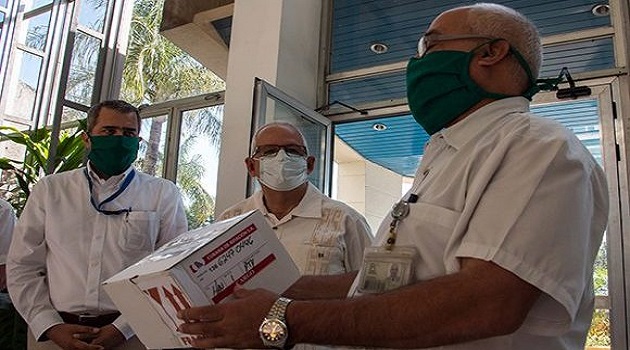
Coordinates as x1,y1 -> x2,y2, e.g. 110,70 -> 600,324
257,149 -> 308,191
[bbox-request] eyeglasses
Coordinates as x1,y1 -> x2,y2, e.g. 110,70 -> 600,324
252,144 -> 307,158
417,33 -> 496,58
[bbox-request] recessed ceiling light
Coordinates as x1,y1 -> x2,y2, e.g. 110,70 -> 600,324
372,123 -> 387,131
591,4 -> 610,16
370,42 -> 388,54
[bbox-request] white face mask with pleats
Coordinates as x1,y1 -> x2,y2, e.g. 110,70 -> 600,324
257,149 -> 308,191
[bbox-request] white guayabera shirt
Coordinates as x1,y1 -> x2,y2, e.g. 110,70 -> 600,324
220,182 -> 373,350
220,182 -> 373,277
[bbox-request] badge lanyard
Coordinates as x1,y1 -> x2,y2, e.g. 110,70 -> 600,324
84,168 -> 135,215
385,193 -> 418,250
357,192 -> 420,294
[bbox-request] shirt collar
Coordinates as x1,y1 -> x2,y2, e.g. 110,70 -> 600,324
290,182 -> 323,218
438,97 -> 530,150
254,182 -> 322,220
86,161 -> 135,187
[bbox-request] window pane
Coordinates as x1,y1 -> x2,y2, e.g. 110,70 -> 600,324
61,106 -> 87,123
177,105 -> 223,229
5,49 -> 42,120
0,12 -> 5,58
135,115 -> 167,177
78,0 -> 108,33
22,0 -> 52,12
20,9 -> 51,52
0,0 -> 7,8
0,120 -> 28,160
65,32 -> 101,106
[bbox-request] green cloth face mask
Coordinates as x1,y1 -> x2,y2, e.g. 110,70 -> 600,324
88,135 -> 140,177
406,43 -> 538,135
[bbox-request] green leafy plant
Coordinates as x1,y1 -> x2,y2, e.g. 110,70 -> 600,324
0,120 -> 87,215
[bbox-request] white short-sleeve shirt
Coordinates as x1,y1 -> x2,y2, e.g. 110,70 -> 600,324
350,97 -> 608,350
220,182 -> 373,276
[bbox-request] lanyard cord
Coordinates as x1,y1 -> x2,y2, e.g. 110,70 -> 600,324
385,193 -> 418,249
84,168 -> 135,215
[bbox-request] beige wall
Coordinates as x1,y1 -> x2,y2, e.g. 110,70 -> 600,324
334,137 -> 404,233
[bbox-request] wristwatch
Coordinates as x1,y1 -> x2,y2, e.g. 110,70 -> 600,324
259,297 -> 293,348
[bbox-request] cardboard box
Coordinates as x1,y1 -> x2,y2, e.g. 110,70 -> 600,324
103,210 -> 300,349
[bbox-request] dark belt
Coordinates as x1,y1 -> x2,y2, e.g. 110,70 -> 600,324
59,311 -> 121,328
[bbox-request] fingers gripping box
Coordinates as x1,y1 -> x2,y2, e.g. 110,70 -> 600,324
103,210 -> 300,349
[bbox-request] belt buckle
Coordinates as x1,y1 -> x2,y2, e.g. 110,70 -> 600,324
78,313 -> 98,324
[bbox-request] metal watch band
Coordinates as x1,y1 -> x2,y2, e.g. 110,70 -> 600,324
267,297 -> 292,321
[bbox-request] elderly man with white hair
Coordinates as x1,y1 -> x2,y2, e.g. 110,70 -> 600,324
177,3 -> 608,350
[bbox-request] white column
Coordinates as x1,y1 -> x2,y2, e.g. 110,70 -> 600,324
215,0 -> 323,214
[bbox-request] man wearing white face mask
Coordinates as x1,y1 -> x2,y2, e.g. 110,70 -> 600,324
219,122 -> 372,284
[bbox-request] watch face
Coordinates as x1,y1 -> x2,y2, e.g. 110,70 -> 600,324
260,319 -> 288,343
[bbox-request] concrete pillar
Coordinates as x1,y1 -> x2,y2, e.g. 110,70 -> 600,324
215,0 -> 323,214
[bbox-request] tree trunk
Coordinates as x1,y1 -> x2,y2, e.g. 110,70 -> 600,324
143,116 -> 166,176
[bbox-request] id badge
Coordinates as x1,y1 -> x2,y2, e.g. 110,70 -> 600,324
357,245 -> 418,294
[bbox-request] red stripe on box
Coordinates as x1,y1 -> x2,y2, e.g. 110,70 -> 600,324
211,254 -> 276,304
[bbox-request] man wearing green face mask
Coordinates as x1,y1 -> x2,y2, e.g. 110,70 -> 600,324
176,4 -> 607,350
8,100 -> 188,350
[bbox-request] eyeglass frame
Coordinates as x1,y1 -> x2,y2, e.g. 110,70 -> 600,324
251,144 -> 308,158
416,33 -> 497,58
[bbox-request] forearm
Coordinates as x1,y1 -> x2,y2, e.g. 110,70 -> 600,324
288,259 -> 540,348
284,272 -> 357,300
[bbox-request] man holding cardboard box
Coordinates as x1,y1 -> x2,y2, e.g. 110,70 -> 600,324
7,100 -> 188,350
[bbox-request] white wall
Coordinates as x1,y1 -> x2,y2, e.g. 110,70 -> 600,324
215,0 -> 323,214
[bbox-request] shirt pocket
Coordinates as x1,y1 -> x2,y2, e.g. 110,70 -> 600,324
301,240 -> 345,275
120,211 -> 159,252
395,201 -> 460,280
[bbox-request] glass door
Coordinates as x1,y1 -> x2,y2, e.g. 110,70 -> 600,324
530,81 -> 625,350
251,78 -> 332,195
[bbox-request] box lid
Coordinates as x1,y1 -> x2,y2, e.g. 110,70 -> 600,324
104,211 -> 258,283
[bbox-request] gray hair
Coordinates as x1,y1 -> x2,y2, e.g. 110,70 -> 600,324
250,121 -> 310,156
463,3 -> 542,83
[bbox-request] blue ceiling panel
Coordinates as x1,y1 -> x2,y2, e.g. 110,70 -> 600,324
335,99 -> 601,176
331,0 -> 611,73
329,71 -> 406,107
540,37 -> 615,77
212,16 -> 232,48
335,115 -> 428,177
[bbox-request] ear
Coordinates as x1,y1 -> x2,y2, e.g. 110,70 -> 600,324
476,40 -> 511,66
306,156 -> 315,174
81,131 -> 91,149
245,157 -> 257,177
